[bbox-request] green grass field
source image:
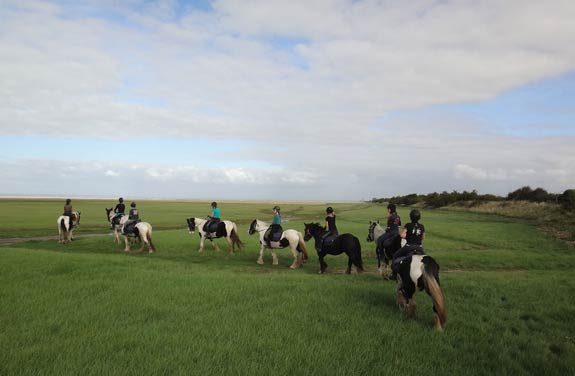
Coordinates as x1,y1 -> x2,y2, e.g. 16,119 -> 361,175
1,199 -> 574,375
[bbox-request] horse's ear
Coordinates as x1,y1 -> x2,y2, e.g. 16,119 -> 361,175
377,220 -> 379,224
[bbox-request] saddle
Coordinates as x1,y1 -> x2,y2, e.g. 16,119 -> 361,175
392,245 -> 425,271
203,220 -> 225,238
123,220 -> 141,237
265,225 -> 283,244
111,213 -> 123,226
317,232 -> 336,252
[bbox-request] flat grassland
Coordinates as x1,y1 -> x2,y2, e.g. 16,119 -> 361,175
1,199 -> 574,375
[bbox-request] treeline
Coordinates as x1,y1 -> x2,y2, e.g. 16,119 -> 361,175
371,186 -> 575,211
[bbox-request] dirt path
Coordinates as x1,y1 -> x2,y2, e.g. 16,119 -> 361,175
0,233 -> 112,246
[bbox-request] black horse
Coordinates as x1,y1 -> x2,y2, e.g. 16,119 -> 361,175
303,223 -> 363,274
367,221 -> 402,271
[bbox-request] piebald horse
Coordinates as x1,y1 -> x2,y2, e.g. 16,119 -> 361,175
186,217 -> 243,254
106,208 -> 155,253
248,219 -> 308,269
395,254 -> 447,331
106,208 -> 126,244
57,211 -> 81,244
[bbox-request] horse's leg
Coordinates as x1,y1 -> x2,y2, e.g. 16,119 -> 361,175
346,256 -> 352,274
136,233 -> 145,252
396,285 -> 407,312
198,235 -> 205,253
124,235 -> 130,252
212,239 -> 220,252
271,249 -> 279,265
289,243 -> 301,269
257,243 -> 265,265
318,253 -> 327,274
406,295 -> 417,319
226,236 -> 233,254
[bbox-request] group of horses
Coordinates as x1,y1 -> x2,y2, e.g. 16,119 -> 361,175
57,210 -> 446,330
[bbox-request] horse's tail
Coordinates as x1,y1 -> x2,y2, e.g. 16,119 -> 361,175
353,236 -> 363,270
230,223 -> 244,250
297,232 -> 309,261
146,225 -> 156,252
60,218 -> 68,232
422,257 -> 447,330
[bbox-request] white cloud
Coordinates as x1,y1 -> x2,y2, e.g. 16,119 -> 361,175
0,1 -> 574,198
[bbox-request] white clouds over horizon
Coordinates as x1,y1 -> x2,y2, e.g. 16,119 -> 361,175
1,0 -> 574,199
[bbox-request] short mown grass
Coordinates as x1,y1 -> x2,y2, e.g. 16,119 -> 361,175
0,200 -> 574,375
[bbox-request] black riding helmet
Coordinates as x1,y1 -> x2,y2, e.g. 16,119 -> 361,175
130,202 -> 136,208
326,206 -> 334,214
119,197 -> 124,203
211,201 -> 217,208
409,209 -> 421,223
387,203 -> 397,213
65,199 -> 71,204
273,206 -> 280,212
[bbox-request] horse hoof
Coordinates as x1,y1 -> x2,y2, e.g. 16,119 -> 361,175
257,260 -> 264,265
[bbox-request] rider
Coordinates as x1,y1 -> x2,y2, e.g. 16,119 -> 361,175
204,201 -> 221,236
111,197 -> 125,229
376,203 -> 401,256
264,206 -> 282,242
390,209 -> 425,280
324,207 -> 338,236
320,206 -> 338,247
123,202 -> 140,235
63,198 -> 75,228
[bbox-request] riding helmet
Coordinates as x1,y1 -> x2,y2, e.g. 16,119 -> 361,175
326,206 -> 334,214
273,205 -> 280,212
387,203 -> 397,212
119,197 -> 124,203
409,209 -> 421,223
131,202 -> 136,208
66,199 -> 71,204
211,201 -> 217,208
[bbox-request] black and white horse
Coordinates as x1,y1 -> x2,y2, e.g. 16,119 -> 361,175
248,219 -> 308,269
367,221 -> 404,276
186,217 -> 243,254
395,254 -> 447,331
57,211 -> 81,244
106,208 -> 126,244
303,222 -> 363,274
106,208 -> 155,253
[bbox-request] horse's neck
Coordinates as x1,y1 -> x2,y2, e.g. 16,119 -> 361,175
258,220 -> 269,229
196,218 -> 207,226
374,225 -> 385,238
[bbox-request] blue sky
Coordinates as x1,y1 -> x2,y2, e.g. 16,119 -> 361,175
1,0 -> 574,199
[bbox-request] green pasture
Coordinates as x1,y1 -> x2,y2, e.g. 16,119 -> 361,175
0,199 -> 574,375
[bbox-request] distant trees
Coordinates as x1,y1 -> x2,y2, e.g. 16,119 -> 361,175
559,189 -> 575,211
371,186 -> 574,211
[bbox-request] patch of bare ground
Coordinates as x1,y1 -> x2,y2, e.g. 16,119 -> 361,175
0,233 -> 111,246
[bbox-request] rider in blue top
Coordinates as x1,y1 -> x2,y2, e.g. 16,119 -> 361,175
265,206 -> 282,242
210,202 -> 221,220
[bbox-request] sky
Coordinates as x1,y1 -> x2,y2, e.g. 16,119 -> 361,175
1,0 -> 574,201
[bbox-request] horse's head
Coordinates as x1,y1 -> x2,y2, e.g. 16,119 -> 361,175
248,219 -> 258,235
367,220 -> 378,242
187,218 -> 198,233
106,208 -> 113,222
74,211 -> 81,225
303,222 -> 324,241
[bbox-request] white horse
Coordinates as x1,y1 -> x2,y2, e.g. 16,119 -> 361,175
122,220 -> 155,253
57,211 -> 81,244
248,219 -> 308,269
105,208 -> 155,252
186,217 -> 244,254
